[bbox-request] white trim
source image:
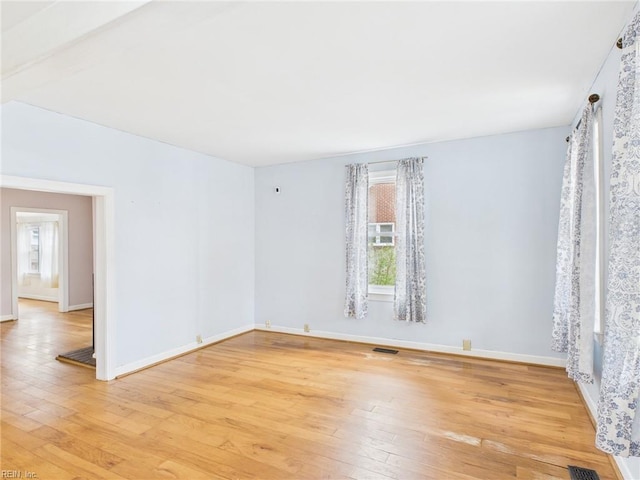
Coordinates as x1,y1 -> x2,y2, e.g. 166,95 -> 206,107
577,382 -> 599,424
369,293 -> 394,303
253,325 -> 567,368
369,169 -> 396,183
113,324 -> 254,378
1,175 -> 115,381
576,383 -> 636,480
17,294 -> 58,302
368,285 -> 394,302
68,303 -> 93,311
0,314 -> 17,322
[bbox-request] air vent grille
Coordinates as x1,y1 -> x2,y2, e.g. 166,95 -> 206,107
373,347 -> 399,354
568,465 -> 600,480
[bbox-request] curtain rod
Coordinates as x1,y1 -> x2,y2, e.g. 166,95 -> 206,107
368,159 -> 398,165
565,93 -> 600,142
367,156 -> 428,166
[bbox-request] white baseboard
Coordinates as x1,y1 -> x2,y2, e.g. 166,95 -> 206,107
68,303 -> 93,311
254,325 -> 567,368
0,314 -> 17,322
18,294 -> 57,302
576,383 -> 637,480
113,324 -> 254,378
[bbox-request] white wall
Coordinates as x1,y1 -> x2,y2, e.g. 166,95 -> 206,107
255,126 -> 568,363
0,101 -> 255,370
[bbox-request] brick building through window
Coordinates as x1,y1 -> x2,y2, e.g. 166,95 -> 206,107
368,175 -> 396,286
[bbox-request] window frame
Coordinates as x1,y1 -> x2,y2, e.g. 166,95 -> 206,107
368,169 -> 396,300
593,106 -> 605,336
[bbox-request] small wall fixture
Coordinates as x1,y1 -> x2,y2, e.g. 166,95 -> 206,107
274,187 -> 281,194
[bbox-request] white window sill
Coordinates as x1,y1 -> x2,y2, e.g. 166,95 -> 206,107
369,285 -> 394,302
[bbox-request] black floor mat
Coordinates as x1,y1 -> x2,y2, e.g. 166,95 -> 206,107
56,346 -> 96,368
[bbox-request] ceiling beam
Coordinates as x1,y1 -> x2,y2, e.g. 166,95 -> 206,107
1,1 -> 151,80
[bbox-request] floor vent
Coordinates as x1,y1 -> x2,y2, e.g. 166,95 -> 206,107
568,465 -> 600,480
373,347 -> 399,354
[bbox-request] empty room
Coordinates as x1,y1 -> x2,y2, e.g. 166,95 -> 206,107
1,1 -> 639,479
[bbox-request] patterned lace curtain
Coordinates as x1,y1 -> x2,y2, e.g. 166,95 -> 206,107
39,221 -> 59,288
344,163 -> 369,319
16,223 -> 31,286
551,104 -> 596,383
596,10 -> 640,458
394,157 -> 426,323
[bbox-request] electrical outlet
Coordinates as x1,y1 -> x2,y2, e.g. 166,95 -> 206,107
196,334 -> 203,344
463,339 -> 471,351
265,320 -> 271,328
304,324 -> 310,333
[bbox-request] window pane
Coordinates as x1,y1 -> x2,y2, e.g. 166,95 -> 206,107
368,245 -> 396,286
368,183 -> 396,224
28,226 -> 40,273
368,175 -> 397,287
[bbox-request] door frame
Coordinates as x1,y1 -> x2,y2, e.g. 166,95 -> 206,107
11,207 -> 69,313
1,175 -> 116,381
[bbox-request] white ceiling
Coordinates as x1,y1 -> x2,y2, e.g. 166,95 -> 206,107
1,1 -> 636,167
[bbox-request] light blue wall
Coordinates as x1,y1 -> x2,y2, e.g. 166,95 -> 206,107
1,101 -> 255,369
255,126 -> 569,360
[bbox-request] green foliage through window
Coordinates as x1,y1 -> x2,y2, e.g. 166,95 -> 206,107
368,245 -> 396,286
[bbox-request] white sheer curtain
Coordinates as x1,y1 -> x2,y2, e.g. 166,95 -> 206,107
39,221 -> 59,288
394,157 -> 426,323
551,105 -> 596,383
344,163 -> 369,319
596,9 -> 640,458
16,223 -> 31,286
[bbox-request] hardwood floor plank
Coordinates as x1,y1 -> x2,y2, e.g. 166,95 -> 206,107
0,437 -> 77,480
1,299 -> 618,479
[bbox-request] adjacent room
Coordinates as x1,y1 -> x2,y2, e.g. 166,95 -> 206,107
1,1 -> 639,479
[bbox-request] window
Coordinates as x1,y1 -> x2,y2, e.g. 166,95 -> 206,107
593,107 -> 605,334
369,223 -> 395,246
368,171 -> 396,291
28,225 -> 40,274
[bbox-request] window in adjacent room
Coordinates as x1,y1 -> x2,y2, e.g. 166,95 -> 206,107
368,170 -> 396,294
28,225 -> 40,274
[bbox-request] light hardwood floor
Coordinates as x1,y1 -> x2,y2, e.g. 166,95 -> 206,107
1,299 -> 617,479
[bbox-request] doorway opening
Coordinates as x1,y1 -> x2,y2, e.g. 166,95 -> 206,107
1,175 -> 115,380
12,208 -> 69,313
11,206 -> 96,368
